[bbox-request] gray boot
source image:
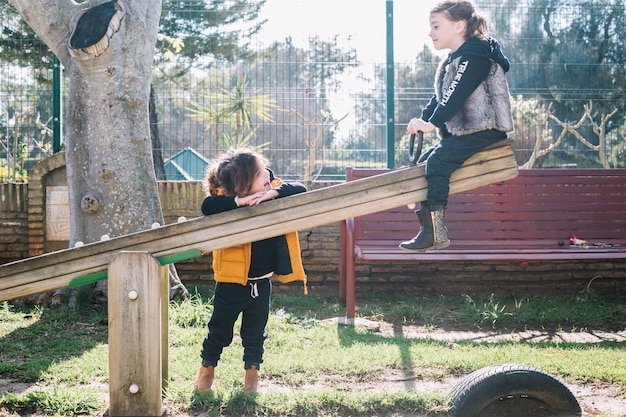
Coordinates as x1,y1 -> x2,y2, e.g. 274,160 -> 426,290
399,206 -> 450,252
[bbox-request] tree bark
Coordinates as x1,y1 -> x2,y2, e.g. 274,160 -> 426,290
150,85 -> 167,181
9,0 -> 187,300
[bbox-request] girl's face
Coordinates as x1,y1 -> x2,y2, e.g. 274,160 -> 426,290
248,162 -> 272,195
428,12 -> 467,52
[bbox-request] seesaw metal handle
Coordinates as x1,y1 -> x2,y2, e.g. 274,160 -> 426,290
408,131 -> 424,166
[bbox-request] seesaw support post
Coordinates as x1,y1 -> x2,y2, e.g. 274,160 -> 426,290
108,251 -> 168,417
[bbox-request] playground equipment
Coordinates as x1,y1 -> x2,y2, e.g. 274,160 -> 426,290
0,139 -> 518,416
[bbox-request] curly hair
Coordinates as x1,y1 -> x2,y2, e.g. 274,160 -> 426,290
202,148 -> 269,197
431,0 -> 490,39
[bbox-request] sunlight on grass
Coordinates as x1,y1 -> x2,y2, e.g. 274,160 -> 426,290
1,384 -> 102,415
1,291 -> 625,416
0,301 -> 42,330
41,346 -> 109,385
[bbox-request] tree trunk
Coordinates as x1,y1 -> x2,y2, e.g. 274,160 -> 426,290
9,0 -> 187,300
65,50 -> 163,243
150,84 -> 167,181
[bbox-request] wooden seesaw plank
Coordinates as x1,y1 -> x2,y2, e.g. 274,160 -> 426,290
0,140 -> 518,301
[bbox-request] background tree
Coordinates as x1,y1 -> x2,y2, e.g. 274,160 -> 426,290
0,0 -> 56,178
167,35 -> 357,178
158,0 -> 266,64
151,0 -> 267,177
186,73 -> 276,149
486,0 -> 626,166
256,36 -> 357,177
346,45 -> 438,168
0,0 -> 49,75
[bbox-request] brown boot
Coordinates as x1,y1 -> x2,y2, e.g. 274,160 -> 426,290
196,365 -> 214,392
399,206 -> 450,252
244,365 -> 258,392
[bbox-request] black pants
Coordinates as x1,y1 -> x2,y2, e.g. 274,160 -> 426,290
419,129 -> 507,208
201,278 -> 271,369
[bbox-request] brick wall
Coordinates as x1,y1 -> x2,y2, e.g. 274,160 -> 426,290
0,183 -> 29,264
347,258 -> 625,296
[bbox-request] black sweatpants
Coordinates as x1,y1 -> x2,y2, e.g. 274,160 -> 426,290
419,129 -> 507,208
200,278 -> 271,369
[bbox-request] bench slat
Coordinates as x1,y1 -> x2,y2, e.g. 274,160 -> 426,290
355,251 -> 626,262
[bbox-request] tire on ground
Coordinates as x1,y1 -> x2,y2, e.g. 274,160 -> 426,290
449,364 -> 582,417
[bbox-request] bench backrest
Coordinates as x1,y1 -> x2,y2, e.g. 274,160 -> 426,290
346,168 -> 626,248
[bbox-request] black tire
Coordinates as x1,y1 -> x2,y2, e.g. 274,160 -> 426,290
449,364 -> 582,417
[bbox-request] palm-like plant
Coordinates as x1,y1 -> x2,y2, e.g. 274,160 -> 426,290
187,73 -> 275,150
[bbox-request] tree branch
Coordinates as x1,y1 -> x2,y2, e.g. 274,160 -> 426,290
548,100 -> 618,168
8,0 -> 76,63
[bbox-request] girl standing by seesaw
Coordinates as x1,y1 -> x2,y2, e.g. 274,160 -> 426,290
401,0 -> 514,252
196,147 -> 307,393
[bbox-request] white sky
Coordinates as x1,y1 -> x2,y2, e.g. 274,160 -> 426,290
256,0 -> 441,62
250,0 -> 443,138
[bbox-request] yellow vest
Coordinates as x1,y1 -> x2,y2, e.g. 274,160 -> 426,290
212,231 -> 308,294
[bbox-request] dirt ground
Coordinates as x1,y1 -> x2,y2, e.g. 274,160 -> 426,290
316,318 -> 626,417
1,318 -> 624,417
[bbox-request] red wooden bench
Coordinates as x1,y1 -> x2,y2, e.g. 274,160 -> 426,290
339,168 -> 626,319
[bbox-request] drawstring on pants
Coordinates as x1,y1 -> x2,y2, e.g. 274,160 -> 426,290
248,273 -> 272,299
250,281 -> 259,298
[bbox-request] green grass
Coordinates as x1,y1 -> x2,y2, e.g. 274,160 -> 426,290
1,288 -> 625,416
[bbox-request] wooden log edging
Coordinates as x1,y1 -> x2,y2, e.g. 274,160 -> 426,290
0,141 -> 518,302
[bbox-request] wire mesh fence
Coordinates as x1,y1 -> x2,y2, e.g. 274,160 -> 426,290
1,0 -> 625,182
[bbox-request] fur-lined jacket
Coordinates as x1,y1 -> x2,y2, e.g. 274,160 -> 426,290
422,37 -> 514,138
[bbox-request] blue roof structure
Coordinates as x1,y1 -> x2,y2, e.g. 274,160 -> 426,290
164,147 -> 209,181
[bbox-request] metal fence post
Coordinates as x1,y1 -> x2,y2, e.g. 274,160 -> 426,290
52,55 -> 62,153
386,0 -> 395,169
